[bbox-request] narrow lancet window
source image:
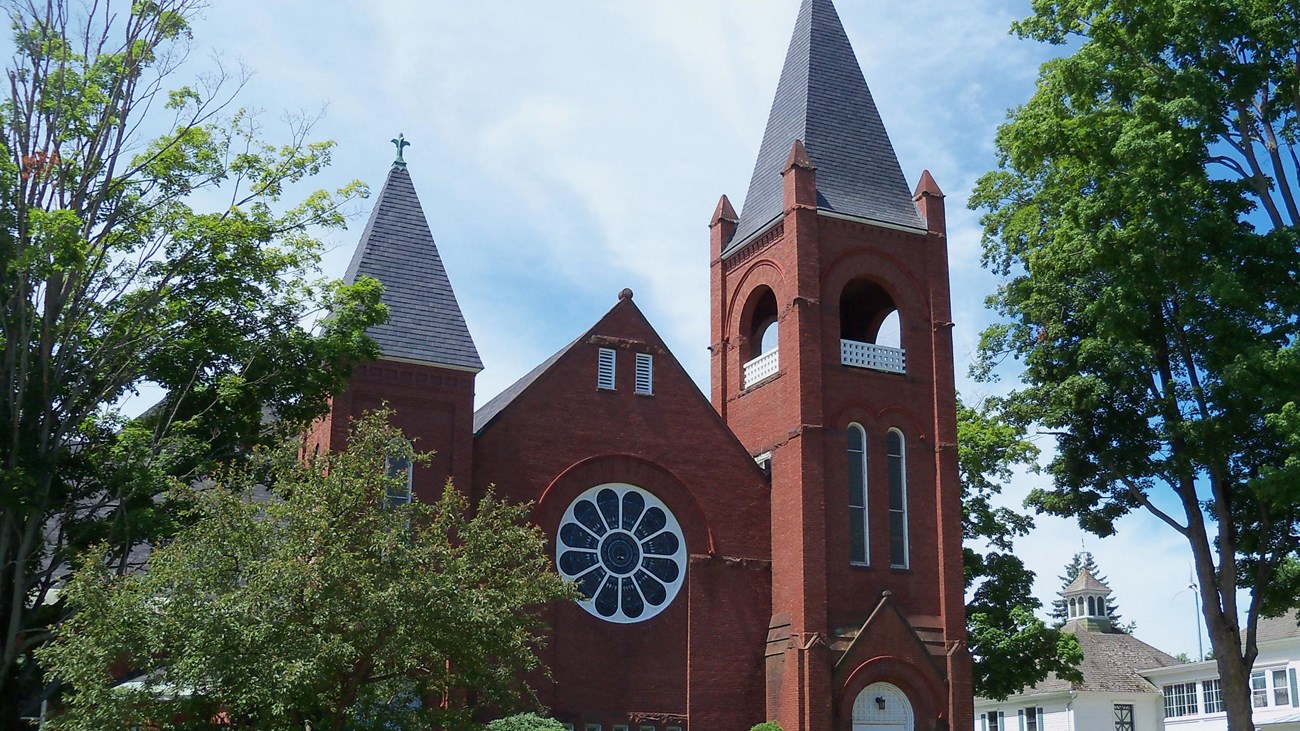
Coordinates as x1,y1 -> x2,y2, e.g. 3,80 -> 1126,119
848,424 -> 868,565
887,429 -> 908,568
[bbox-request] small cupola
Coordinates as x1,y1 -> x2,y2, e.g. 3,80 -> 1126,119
1059,568 -> 1113,631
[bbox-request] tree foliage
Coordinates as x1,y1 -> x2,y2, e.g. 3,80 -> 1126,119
1048,551 -> 1132,632
958,398 -> 1082,700
0,0 -> 385,721
971,1 -> 1300,727
40,410 -> 575,731
488,713 -> 569,731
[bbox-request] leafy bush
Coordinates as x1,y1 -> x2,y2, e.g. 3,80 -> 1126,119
488,712 -> 568,731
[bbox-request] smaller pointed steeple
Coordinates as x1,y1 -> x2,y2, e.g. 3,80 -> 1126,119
912,169 -> 945,235
711,194 -> 739,226
785,138 -> 816,171
344,144 -> 482,371
913,169 -> 943,198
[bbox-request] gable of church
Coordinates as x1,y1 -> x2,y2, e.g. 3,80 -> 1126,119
470,291 -> 774,728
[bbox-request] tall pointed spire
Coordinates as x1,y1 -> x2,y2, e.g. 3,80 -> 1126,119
343,156 -> 482,372
728,0 -> 923,252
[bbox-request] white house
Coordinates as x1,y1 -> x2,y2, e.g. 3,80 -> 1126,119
1140,611 -> 1300,731
974,569 -> 1178,731
974,568 -> 1300,731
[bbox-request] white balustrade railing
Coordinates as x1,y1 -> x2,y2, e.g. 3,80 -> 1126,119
743,349 -> 779,388
840,339 -> 905,374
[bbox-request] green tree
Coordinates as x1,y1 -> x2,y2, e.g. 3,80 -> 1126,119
959,398 -> 1082,700
971,1 -> 1300,727
40,410 -> 575,731
0,0 -> 384,722
1048,551 -> 1132,632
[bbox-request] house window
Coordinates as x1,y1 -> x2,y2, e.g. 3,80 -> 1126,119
1021,707 -> 1041,731
1114,703 -> 1134,731
598,348 -> 617,390
1253,670 -> 1269,708
1164,682 -> 1198,717
847,424 -> 868,565
1203,678 -> 1223,713
635,353 -> 653,394
612,725 -> 629,731
585,724 -> 602,731
1275,669 -> 1291,706
384,455 -> 413,508
639,726 -> 656,731
982,711 -> 1002,731
886,429 -> 908,568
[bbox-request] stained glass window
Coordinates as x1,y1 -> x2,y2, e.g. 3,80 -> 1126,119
557,484 -> 686,623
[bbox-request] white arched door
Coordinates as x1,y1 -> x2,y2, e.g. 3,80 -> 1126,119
852,682 -> 914,731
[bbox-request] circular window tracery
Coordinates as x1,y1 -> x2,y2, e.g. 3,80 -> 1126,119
556,483 -> 686,623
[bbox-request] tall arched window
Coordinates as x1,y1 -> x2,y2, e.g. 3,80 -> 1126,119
848,424 -> 868,565
1088,596 -> 1097,616
1069,598 -> 1076,618
887,429 -> 908,568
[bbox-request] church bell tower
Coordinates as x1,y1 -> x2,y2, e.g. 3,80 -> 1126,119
709,1 -> 971,729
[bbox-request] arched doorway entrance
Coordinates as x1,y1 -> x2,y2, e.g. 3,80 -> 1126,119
852,682 -> 914,731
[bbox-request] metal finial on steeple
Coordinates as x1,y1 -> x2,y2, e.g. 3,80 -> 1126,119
391,133 -> 410,170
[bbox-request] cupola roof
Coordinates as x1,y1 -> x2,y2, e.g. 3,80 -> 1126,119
1060,568 -> 1112,597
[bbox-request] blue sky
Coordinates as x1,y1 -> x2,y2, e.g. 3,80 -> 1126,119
164,0 -> 1210,659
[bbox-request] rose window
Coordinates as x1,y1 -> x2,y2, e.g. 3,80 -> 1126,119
556,483 -> 686,623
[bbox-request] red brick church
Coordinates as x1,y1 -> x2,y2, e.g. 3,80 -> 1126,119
309,1 -> 972,729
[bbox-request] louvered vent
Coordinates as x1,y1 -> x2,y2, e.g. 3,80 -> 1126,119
597,348 -> 616,390
635,353 -> 653,395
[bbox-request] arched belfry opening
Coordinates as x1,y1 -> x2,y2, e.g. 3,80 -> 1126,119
839,279 -> 905,374
741,286 -> 780,387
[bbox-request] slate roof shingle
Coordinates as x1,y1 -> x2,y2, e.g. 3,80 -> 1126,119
727,0 -> 923,254
344,166 -> 482,371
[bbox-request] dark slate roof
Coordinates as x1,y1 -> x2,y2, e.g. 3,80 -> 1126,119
727,0 -> 923,253
1007,622 -> 1179,696
472,336 -> 580,435
1257,611 -> 1300,644
344,166 -> 482,371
